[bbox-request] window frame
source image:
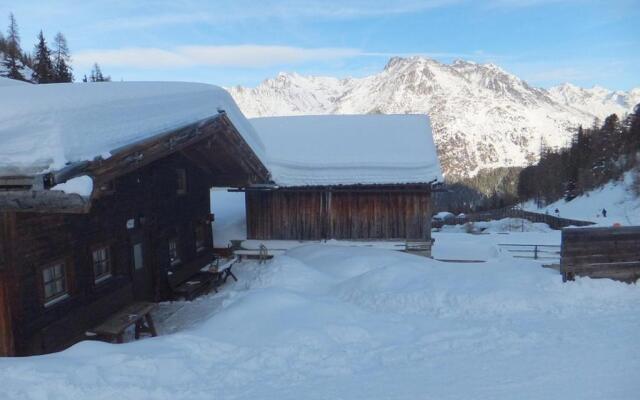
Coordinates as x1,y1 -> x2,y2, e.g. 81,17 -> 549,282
168,237 -> 181,266
41,260 -> 69,307
195,223 -> 207,253
91,244 -> 113,284
176,168 -> 187,195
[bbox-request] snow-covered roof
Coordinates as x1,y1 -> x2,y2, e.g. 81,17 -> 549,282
250,114 -> 442,187
0,81 -> 265,175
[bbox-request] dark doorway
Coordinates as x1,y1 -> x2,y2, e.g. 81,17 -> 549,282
129,231 -> 154,301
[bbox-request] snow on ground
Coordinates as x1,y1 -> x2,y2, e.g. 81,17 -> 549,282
523,170 -> 640,226
439,217 -> 554,234
1,243 -> 638,400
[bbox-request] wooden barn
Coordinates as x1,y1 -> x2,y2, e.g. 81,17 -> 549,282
242,115 -> 442,247
0,82 -> 269,356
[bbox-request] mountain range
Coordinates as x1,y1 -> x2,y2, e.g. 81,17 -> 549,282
229,57 -> 639,178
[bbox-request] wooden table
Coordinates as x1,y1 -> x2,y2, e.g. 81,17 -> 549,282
87,302 -> 157,343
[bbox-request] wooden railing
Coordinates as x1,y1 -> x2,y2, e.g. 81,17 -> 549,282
498,243 -> 561,263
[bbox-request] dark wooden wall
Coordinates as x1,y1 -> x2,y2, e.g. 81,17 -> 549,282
561,226 -> 640,282
246,187 -> 432,241
1,152 -> 215,355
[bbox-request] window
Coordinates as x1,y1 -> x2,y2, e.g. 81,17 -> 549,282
92,246 -> 112,283
168,238 -> 181,265
42,262 -> 67,306
133,243 -> 144,270
176,169 -> 187,194
195,224 -> 207,252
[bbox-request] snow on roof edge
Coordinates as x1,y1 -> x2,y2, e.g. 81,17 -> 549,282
0,81 -> 267,176
250,114 -> 443,187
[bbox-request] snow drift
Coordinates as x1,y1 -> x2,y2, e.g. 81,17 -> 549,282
1,244 -> 638,400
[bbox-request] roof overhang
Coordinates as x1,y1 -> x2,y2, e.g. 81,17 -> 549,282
0,112 -> 271,213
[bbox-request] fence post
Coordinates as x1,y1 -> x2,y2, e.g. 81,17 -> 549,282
534,245 -> 538,260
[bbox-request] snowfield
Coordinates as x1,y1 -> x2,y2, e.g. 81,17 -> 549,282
524,170 -> 640,226
1,243 -> 638,399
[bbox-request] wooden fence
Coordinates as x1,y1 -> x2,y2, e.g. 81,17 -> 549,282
498,243 -> 561,263
560,226 -> 640,283
433,207 -> 595,230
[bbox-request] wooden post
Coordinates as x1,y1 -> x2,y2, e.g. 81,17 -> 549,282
0,277 -> 15,356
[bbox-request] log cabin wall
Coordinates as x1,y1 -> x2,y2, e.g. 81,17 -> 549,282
3,152 -> 215,355
0,214 -> 15,356
246,187 -> 432,241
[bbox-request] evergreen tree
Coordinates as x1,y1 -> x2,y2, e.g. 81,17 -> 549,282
2,13 -> 25,81
52,32 -> 72,82
31,30 -> 55,83
89,62 -> 111,82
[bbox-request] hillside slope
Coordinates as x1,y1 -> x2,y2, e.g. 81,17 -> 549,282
523,169 -> 640,226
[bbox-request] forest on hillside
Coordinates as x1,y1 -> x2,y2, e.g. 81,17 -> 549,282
0,13 -> 109,83
519,107 -> 640,206
436,106 -> 640,214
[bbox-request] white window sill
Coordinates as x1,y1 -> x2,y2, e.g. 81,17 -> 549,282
94,274 -> 112,285
44,293 -> 70,308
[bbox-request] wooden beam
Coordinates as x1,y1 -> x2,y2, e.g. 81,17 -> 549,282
0,191 -> 89,213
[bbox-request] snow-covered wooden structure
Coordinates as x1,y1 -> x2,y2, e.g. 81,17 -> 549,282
0,82 -> 269,355
243,115 -> 442,244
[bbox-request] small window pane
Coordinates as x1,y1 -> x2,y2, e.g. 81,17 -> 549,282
42,263 -> 67,304
133,243 -> 144,270
92,246 -> 112,282
169,238 -> 180,265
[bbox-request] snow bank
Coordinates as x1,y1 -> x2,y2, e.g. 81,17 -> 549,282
0,77 -> 30,86
523,170 -> 640,226
1,244 -> 638,399
0,82 -> 265,174
439,218 -> 553,233
250,114 -> 442,186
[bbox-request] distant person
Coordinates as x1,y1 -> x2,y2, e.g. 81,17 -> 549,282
602,208 -> 607,218
554,208 -> 559,217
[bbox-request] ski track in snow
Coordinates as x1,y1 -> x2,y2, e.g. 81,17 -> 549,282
0,239 -> 638,400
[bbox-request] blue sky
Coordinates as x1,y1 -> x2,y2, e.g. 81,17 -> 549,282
1,0 -> 638,89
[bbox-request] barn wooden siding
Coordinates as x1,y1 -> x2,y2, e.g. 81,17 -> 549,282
246,186 -> 432,241
1,152 -> 217,355
560,226 -> 640,283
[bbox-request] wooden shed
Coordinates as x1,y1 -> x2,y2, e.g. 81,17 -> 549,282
243,115 -> 442,245
0,82 -> 269,355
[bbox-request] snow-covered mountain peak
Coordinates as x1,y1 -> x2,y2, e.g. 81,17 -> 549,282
228,57 -> 639,178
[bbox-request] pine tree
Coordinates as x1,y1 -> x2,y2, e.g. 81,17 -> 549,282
52,32 -> 72,82
2,13 -> 25,81
31,30 -> 55,83
90,62 -> 111,82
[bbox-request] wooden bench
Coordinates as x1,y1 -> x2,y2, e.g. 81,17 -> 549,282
87,302 -> 157,343
167,251 -> 221,300
561,226 -> 640,283
234,245 -> 280,263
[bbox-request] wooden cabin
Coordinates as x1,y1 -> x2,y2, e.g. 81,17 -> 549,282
243,115 -> 442,246
0,82 -> 269,356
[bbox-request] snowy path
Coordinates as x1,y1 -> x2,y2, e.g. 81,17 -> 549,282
1,242 -> 638,400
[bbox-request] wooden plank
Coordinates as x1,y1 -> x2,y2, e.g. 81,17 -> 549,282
89,302 -> 155,336
0,274 -> 15,356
